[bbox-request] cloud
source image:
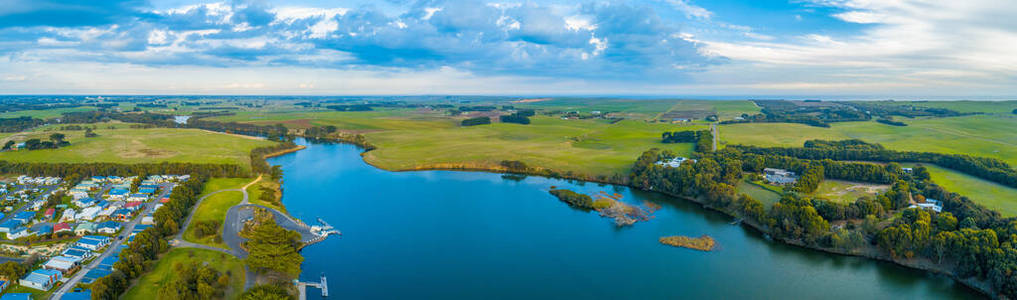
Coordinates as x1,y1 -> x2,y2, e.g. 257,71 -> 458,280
0,0 -> 718,82
0,0 -> 150,29
667,0 -> 712,20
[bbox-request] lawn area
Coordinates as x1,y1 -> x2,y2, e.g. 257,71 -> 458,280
720,114 -> 1017,166
913,164 -> 1017,217
4,284 -> 52,299
910,100 -> 1017,114
0,127 -> 275,169
199,178 -> 254,197
122,248 -> 246,300
736,179 -> 782,207
362,117 -> 704,177
811,180 -> 888,204
183,191 -> 242,248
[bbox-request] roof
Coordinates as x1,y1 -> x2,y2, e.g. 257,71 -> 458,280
125,201 -> 142,207
13,211 -> 34,219
54,223 -> 71,231
98,221 -> 120,228
75,223 -> 96,231
43,258 -> 75,270
62,248 -> 89,257
61,292 -> 91,300
0,293 -> 32,300
77,238 -> 103,246
0,220 -> 21,229
81,235 -> 111,242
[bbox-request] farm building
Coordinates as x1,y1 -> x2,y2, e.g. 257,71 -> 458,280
764,168 -> 798,185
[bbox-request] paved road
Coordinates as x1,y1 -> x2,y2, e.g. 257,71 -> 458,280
711,123 -> 719,152
51,185 -> 175,300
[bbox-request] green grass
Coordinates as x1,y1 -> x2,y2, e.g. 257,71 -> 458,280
183,191 -> 242,249
122,248 -> 246,300
811,180 -> 888,204
912,164 -> 1017,217
198,178 -> 253,197
5,284 -> 52,299
721,114 -> 1017,166
736,180 -> 782,207
362,116 -> 704,177
0,106 -> 96,119
0,127 -> 274,169
904,100 -> 1017,114
208,108 -> 455,130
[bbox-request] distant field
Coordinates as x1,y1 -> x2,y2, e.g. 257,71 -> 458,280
721,114 -> 1017,165
812,180 -> 888,204
911,164 -> 1017,217
909,100 -> 1017,114
0,106 -> 96,119
207,108 -> 455,130
122,248 -> 245,300
362,117 -> 704,177
0,127 -> 275,168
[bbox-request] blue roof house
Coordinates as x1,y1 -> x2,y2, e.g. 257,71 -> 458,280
19,269 -> 61,290
0,220 -> 21,233
97,221 -> 121,234
12,211 -> 35,223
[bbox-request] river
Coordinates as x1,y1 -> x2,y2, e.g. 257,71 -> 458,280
268,139 -> 981,299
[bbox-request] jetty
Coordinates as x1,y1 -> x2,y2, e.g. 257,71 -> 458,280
294,273 -> 329,300
302,217 -> 341,249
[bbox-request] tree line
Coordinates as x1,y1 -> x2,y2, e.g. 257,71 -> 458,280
730,139 -> 1017,189
628,145 -> 1016,298
461,117 -> 491,126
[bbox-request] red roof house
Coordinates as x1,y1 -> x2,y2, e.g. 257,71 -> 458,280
44,208 -> 55,219
54,223 -> 71,232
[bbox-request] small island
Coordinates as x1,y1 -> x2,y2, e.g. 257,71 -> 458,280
659,235 -> 716,252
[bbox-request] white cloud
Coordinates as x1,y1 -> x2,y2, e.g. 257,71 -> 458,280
668,0 -> 712,20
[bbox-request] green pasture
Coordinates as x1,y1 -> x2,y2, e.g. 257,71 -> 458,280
0,127 -> 274,168
912,164 -> 1017,217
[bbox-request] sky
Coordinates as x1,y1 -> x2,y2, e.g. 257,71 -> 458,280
0,0 -> 1015,98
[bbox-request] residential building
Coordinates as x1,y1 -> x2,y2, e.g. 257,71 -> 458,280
60,209 -> 76,222
54,223 -> 71,233
7,227 -> 30,239
74,222 -> 96,235
43,256 -> 81,273
97,221 -> 121,234
764,168 -> 798,185
19,269 -> 61,290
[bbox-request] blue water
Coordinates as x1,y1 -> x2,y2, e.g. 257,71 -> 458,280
269,139 -> 980,299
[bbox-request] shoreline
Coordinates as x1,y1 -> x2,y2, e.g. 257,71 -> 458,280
263,145 -> 306,159
281,140 -> 997,298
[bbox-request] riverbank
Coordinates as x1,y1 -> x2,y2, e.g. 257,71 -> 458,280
263,144 -> 307,159
357,146 -> 1000,298
346,142 -> 997,298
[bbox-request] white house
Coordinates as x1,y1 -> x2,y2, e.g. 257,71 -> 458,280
75,206 -> 101,221
60,209 -> 77,222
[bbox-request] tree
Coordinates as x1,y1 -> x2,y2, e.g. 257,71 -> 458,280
245,221 -> 303,276
1,140 -> 13,150
49,133 -> 65,143
240,284 -> 293,300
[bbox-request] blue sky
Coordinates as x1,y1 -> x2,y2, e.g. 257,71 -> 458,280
0,0 -> 1015,97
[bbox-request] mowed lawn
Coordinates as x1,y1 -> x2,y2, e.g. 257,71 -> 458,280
736,180 -> 782,207
0,127 -> 275,168
721,114 -> 1017,166
915,164 -> 1017,217
363,117 -> 704,177
122,248 -> 246,300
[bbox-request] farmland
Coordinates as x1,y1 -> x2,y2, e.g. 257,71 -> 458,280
0,127 -> 275,168
914,164 -> 1017,217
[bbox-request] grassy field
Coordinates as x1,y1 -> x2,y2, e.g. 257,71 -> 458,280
811,180 -> 888,204
720,114 -> 1017,165
910,164 -> 1017,217
736,180 -> 782,207
0,106 -> 96,119
0,127 -> 275,168
208,108 -> 455,130
198,178 -> 253,197
362,117 -> 704,177
183,191 -> 242,248
907,100 -> 1017,114
122,248 -> 246,300
185,178 -> 252,248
